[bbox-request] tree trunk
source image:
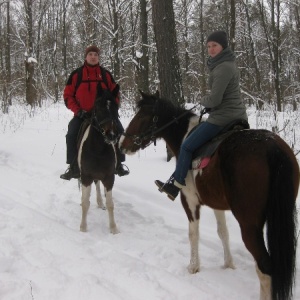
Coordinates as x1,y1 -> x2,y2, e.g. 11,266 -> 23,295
243,0 -> 263,108
109,0 -> 121,80
135,0 -> 150,94
229,0 -> 236,51
24,0 -> 37,107
151,0 -> 184,106
85,0 -> 96,44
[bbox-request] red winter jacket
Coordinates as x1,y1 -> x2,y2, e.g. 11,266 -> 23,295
63,62 -> 120,115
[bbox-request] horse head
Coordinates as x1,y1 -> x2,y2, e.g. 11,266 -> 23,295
119,90 -> 196,155
93,84 -> 120,144
119,90 -> 164,154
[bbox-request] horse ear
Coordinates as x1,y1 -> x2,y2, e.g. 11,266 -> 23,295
139,89 -> 147,99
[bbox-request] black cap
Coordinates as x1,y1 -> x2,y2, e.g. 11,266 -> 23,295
206,31 -> 228,49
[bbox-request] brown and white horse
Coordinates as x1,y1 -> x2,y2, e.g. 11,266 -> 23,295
78,86 -> 120,234
119,91 -> 299,300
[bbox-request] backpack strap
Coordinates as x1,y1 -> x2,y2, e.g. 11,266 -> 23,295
74,66 -> 84,93
99,66 -> 108,88
74,65 -> 108,94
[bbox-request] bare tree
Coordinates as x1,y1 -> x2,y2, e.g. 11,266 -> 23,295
1,1 -> 12,113
84,0 -> 96,44
151,0 -> 184,106
257,0 -> 283,111
24,0 -> 37,106
241,0 -> 263,108
229,0 -> 236,51
107,0 -> 121,80
135,0 -> 150,94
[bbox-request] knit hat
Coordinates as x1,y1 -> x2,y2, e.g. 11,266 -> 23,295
85,45 -> 100,57
206,31 -> 228,49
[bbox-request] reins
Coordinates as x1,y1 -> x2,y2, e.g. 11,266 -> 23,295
123,102 -> 209,148
83,105 -> 119,144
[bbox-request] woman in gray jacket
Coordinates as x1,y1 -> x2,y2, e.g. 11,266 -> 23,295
155,30 -> 248,200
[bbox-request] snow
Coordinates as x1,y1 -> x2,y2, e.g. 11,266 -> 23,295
136,50 -> 143,59
0,102 -> 299,300
27,57 -> 38,64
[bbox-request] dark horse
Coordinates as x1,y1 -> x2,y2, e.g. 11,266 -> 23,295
119,91 -> 299,300
78,85 -> 120,234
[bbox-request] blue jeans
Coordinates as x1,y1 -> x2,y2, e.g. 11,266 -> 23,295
174,122 -> 222,185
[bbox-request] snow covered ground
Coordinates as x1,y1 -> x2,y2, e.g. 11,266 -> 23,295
0,102 -> 299,300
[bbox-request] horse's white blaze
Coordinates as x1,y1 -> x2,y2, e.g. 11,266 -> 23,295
256,265 -> 272,300
118,134 -> 136,155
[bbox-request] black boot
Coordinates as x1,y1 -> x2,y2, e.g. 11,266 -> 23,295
155,178 -> 180,201
115,163 -> 130,177
114,144 -> 129,176
60,162 -> 80,180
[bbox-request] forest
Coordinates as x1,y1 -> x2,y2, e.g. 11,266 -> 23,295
0,0 -> 300,115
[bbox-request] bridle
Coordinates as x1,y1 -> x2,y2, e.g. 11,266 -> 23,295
90,100 -> 119,144
122,101 -> 206,149
122,114 -> 159,149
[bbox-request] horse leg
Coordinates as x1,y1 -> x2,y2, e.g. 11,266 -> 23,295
240,225 -> 271,300
187,218 -> 200,273
182,175 -> 201,274
213,209 -> 235,269
80,185 -> 91,232
94,180 -> 106,209
104,187 -> 119,234
255,264 -> 271,300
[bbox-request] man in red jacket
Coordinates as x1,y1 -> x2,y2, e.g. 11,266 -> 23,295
60,45 -> 129,180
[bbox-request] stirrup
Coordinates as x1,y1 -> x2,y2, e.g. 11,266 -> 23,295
116,164 -> 130,176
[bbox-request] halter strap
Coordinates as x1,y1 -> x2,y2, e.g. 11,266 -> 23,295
123,103 -> 203,148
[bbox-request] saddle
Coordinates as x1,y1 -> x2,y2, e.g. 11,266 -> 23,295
192,119 -> 250,169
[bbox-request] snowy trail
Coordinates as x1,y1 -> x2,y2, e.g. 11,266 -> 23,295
0,102 -> 299,300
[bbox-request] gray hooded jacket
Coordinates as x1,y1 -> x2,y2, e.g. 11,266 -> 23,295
200,47 -> 248,126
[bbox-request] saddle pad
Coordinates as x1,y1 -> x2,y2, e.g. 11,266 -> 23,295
190,119 -> 250,169
192,157 -> 211,170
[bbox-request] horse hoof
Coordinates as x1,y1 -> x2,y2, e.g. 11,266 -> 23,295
80,226 -> 87,232
222,262 -> 236,269
110,226 -> 120,234
187,264 -> 200,274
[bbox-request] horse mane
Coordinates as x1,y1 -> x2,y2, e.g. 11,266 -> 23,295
137,91 -> 195,120
93,88 -> 119,120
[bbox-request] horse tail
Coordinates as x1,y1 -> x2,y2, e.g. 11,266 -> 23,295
266,144 -> 298,300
